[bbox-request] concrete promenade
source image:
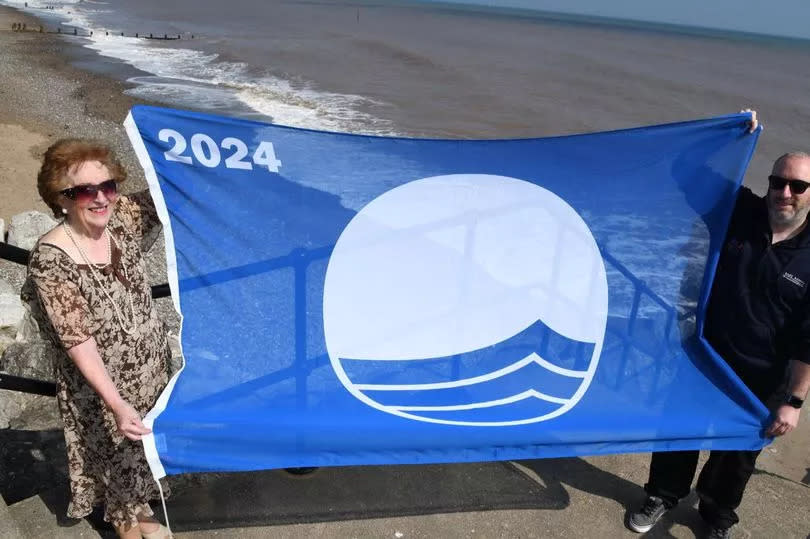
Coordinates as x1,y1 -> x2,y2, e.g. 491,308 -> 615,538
3,412 -> 808,539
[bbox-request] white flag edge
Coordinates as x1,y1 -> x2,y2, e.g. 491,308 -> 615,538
124,110 -> 187,480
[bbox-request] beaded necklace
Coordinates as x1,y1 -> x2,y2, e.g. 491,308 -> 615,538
63,221 -> 137,335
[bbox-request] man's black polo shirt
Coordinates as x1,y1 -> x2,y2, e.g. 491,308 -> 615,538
705,187 -> 810,399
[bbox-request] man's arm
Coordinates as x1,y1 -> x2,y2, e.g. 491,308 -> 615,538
765,360 -> 810,437
742,109 -> 758,133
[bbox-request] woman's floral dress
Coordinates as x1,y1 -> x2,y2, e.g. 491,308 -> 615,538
21,191 -> 170,529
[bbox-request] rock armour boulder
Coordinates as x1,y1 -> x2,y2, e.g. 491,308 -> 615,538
6,211 -> 57,251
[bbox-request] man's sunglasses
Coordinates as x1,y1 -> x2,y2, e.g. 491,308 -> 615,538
60,179 -> 119,204
768,175 -> 810,195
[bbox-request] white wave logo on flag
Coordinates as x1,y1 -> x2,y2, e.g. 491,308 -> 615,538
324,174 -> 609,426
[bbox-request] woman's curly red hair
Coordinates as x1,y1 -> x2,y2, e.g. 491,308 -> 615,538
37,138 -> 127,217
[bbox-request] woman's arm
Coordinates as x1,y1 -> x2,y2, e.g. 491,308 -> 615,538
115,190 -> 163,252
67,337 -> 152,441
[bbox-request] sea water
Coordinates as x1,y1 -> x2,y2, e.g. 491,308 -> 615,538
4,0 -> 810,318
3,0 -> 809,142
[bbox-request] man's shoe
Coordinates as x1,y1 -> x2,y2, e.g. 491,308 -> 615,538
627,496 -> 669,533
707,526 -> 731,539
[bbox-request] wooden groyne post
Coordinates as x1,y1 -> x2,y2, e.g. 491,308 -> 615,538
11,23 -> 191,40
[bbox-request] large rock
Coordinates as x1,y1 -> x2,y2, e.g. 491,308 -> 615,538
0,298 -> 60,430
15,297 -> 42,343
0,333 -> 59,430
0,342 -> 56,383
0,333 -> 14,359
0,390 -> 59,429
0,279 -> 24,347
6,211 -> 58,251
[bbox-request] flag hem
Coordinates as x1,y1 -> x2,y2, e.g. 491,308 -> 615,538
124,110 -> 187,480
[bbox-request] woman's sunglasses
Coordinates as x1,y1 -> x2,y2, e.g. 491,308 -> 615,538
768,175 -> 810,195
60,179 -> 119,204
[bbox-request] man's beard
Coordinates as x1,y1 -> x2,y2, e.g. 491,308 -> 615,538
768,197 -> 810,228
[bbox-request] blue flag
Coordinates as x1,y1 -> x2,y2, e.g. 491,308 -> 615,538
124,106 -> 768,478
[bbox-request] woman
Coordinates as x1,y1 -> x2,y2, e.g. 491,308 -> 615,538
21,139 -> 171,538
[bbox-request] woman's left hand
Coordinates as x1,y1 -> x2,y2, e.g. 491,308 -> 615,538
65,338 -> 153,441
111,400 -> 152,441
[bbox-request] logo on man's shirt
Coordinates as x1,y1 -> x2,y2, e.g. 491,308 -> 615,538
781,272 -> 807,289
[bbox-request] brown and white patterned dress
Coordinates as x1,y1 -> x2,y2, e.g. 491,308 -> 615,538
21,191 -> 171,529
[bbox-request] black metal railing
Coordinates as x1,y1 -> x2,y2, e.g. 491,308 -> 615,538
2,234 -> 695,401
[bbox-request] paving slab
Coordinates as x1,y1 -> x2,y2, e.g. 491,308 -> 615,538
0,495 -> 23,538
5,451 -> 809,539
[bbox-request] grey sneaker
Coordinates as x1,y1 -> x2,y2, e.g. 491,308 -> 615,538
707,526 -> 731,539
628,496 -> 669,533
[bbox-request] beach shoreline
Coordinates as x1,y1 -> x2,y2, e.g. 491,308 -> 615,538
0,3 -> 177,326
0,4 -> 160,225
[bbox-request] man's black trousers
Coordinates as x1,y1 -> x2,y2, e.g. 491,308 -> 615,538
644,448 -> 762,528
643,373 -> 780,529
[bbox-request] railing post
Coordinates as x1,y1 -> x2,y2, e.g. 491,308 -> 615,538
293,248 -> 308,410
0,373 -> 56,396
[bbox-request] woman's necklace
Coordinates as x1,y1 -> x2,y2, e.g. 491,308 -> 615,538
63,222 -> 137,335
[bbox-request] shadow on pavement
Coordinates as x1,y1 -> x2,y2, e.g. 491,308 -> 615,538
0,428 -> 97,532
515,458 -> 705,539
0,429 -> 69,505
5,428 -> 692,535
161,460 -> 565,532
516,457 -> 639,510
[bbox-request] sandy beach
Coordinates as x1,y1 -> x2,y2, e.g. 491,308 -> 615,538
0,3 -> 176,310
1,4 -> 808,538
0,5 -> 159,225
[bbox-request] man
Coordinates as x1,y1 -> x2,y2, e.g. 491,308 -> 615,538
627,127 -> 810,538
